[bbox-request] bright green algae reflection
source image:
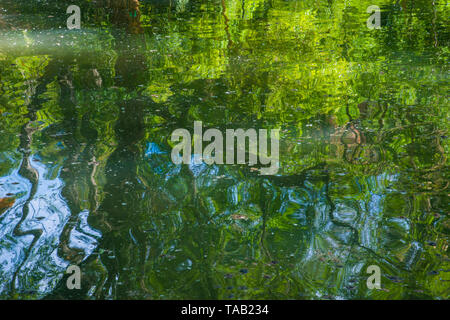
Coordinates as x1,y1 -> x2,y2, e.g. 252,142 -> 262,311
0,0 -> 448,299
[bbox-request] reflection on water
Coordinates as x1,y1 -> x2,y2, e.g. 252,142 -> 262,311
0,0 -> 449,299
0,158 -> 101,298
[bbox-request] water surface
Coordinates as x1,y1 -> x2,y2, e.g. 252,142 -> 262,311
0,0 -> 448,299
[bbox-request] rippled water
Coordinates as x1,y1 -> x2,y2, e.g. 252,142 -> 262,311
0,0 -> 448,299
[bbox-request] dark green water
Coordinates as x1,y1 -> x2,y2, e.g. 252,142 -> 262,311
0,0 -> 448,299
